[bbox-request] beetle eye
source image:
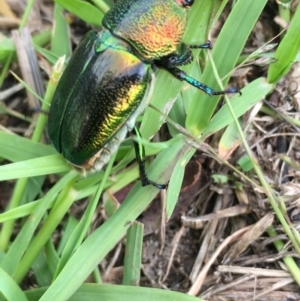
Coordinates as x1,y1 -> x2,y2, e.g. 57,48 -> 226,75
182,0 -> 194,7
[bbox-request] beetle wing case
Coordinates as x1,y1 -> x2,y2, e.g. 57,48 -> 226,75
48,30 -> 153,169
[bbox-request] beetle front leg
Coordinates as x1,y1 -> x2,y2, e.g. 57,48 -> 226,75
132,127 -> 167,189
156,41 -> 240,96
166,67 -> 240,96
189,41 -> 212,50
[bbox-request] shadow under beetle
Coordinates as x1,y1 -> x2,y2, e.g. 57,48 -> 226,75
48,0 -> 239,189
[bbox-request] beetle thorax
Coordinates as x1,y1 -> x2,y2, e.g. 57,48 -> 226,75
103,0 -> 188,60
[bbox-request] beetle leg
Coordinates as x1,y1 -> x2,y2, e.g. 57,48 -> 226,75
132,126 -> 167,189
156,41 -> 240,96
165,67 -> 241,96
157,42 -> 212,68
157,44 -> 193,67
189,40 -> 212,50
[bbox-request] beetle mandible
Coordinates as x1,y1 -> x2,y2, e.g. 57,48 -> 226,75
48,0 -> 239,189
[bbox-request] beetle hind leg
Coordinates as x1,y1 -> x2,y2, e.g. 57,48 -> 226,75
132,126 -> 167,190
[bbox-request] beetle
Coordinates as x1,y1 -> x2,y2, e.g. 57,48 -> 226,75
48,0 -> 239,189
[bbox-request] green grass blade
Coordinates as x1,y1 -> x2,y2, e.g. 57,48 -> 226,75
0,35 -> 15,64
166,148 -> 194,220
202,77 -> 274,138
54,0 -> 104,26
54,155 -> 114,278
0,131 -> 55,162
0,155 -> 70,181
0,268 -> 29,301
26,283 -> 203,301
123,222 -> 144,286
45,240 -> 60,276
51,3 -> 71,58
32,252 -> 53,287
13,173 -> 78,283
0,200 -> 46,223
0,172 -> 76,277
267,3 -> 300,83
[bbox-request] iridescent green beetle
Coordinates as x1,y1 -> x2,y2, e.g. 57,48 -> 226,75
48,0 -> 239,189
